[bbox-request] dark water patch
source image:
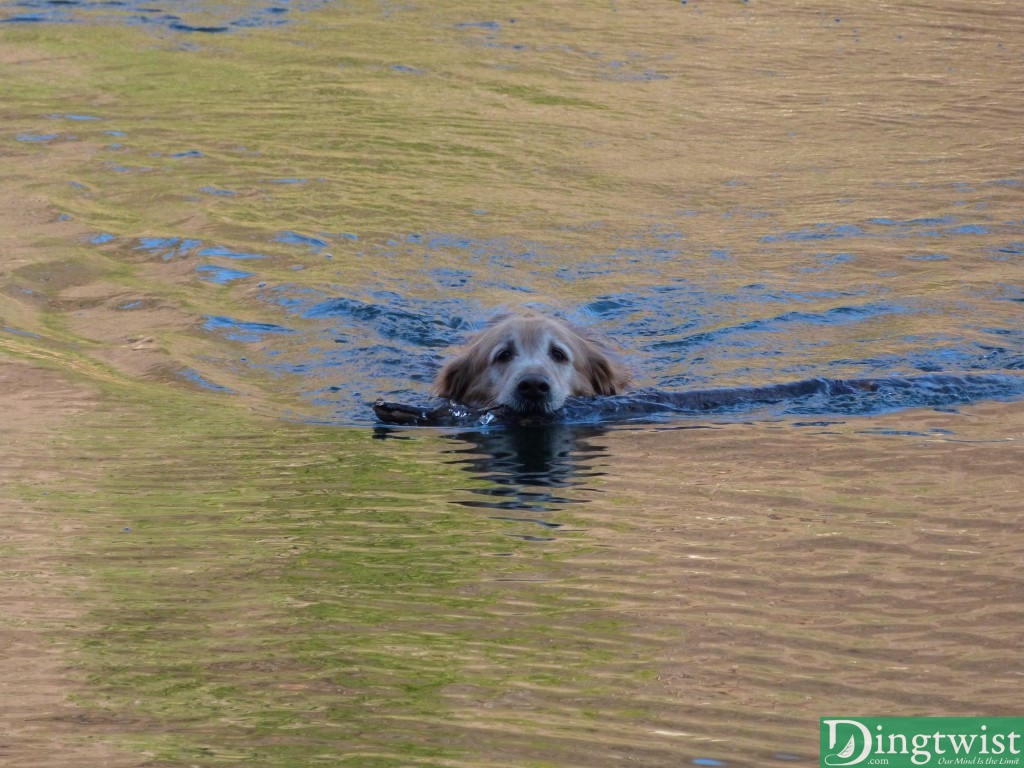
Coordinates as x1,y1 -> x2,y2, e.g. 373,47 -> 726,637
762,223 -> 865,242
451,16 -> 673,80
47,113 -> 104,121
302,295 -> 470,348
455,20 -> 503,31
765,216 -> 1014,243
133,236 -> 203,260
489,516 -> 563,529
178,367 -> 234,392
584,296 -> 642,319
858,427 -> 956,438
104,160 -> 153,173
195,264 -> 255,284
167,21 -> 229,33
197,245 -> 267,260
2,325 -> 43,339
119,236 -> 267,262
801,252 -> 855,272
16,132 -> 62,143
992,242 -> 1024,260
404,232 -> 561,272
202,315 -> 296,342
599,59 -> 671,82
275,230 -> 329,251
0,0 -> 333,32
428,267 -> 475,289
389,64 -> 427,75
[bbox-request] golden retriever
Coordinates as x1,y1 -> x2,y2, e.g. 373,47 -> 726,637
433,313 -> 631,415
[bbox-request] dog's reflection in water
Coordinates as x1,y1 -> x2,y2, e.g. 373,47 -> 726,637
375,422 -> 610,539
446,423 -> 613,539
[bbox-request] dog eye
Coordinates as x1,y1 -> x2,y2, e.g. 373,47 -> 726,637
550,346 -> 569,363
493,347 -> 513,364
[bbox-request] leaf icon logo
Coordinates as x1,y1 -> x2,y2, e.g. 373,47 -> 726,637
837,736 -> 856,759
822,720 -> 873,766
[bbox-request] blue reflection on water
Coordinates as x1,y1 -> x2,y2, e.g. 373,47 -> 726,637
203,315 -> 296,342
178,367 -> 235,392
107,204 -> 1024,425
195,265 -> 256,284
0,0 -> 332,32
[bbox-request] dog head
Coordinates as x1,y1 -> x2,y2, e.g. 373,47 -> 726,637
433,313 -> 631,415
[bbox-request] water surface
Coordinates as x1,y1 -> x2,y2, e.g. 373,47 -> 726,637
2,1 -> 1023,766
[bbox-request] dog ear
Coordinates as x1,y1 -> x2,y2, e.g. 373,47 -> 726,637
432,354 -> 472,402
587,354 -> 631,396
433,322 -> 502,404
570,329 -> 630,396
432,356 -> 464,399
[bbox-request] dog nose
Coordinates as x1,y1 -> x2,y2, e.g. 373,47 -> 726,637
516,375 -> 551,401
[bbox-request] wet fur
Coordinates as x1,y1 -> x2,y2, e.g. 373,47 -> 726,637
433,313 -> 631,415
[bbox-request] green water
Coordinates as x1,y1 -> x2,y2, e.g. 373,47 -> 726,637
44,399 -> 539,765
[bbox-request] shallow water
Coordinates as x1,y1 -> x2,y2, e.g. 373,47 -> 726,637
2,1 -> 1023,766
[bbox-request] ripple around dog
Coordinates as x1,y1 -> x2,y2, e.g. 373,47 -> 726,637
374,374 -> 1024,427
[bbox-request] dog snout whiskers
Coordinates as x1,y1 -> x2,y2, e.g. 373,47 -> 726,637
516,374 -> 551,402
